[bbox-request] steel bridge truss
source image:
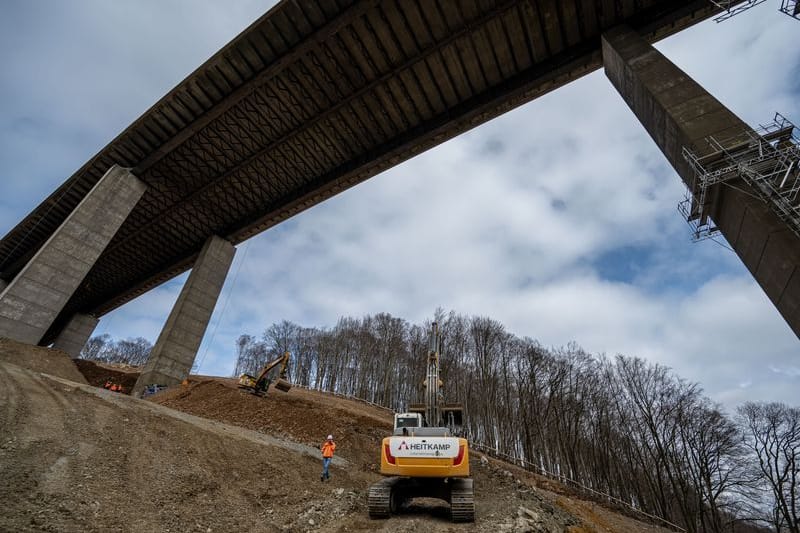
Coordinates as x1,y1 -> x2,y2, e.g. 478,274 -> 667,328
679,113 -> 800,241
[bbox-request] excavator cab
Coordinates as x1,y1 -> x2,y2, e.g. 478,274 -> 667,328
393,413 -> 422,435
238,351 -> 292,396
408,402 -> 464,433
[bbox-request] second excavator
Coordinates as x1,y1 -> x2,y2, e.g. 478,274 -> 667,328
368,322 -> 474,522
238,351 -> 292,396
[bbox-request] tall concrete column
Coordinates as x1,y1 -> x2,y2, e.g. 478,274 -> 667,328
0,165 -> 146,344
602,26 -> 800,339
52,313 -> 99,358
132,235 -> 235,396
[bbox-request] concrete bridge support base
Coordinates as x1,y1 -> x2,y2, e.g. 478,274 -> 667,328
0,165 -> 146,345
52,313 -> 99,359
132,235 -> 235,397
602,25 -> 800,339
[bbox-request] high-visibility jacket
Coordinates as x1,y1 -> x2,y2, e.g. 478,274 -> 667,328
321,441 -> 336,458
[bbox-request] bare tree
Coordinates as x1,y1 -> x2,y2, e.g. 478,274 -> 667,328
231,311 -> 791,531
232,334 -> 269,376
80,334 -> 111,361
738,402 -> 800,533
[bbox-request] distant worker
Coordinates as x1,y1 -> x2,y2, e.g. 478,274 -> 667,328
320,434 -> 336,482
103,380 -> 112,390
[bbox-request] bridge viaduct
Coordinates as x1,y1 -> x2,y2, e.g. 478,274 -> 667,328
1,0 -> 797,395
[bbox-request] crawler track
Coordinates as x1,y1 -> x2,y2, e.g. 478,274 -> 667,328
450,478 -> 475,522
368,476 -> 475,522
367,478 -> 394,518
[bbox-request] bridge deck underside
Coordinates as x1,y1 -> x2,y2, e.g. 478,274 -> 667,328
0,0 -> 722,342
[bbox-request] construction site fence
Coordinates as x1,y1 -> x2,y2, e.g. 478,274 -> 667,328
293,384 -> 685,532
469,441 -> 685,532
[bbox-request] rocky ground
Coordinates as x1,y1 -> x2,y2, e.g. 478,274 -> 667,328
0,343 -> 674,532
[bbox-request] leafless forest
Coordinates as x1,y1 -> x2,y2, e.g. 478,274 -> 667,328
84,311 -> 798,532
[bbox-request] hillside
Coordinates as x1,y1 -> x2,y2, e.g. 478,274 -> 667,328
0,343 -> 674,532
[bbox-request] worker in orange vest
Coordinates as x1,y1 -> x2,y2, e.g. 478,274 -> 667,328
320,434 -> 336,482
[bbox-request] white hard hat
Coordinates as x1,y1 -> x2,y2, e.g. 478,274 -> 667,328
327,434 -> 333,440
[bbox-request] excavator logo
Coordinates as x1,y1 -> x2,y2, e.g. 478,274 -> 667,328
398,441 -> 409,450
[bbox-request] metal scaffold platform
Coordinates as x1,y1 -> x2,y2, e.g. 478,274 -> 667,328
708,0 -> 766,21
679,113 -> 800,241
709,0 -> 800,21
780,0 -> 800,18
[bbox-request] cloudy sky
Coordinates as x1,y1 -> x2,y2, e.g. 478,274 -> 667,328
1,1 -> 798,412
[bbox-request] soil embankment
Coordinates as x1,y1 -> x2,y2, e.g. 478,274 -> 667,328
1,341 -> 672,532
0,337 -> 87,384
72,358 -> 139,393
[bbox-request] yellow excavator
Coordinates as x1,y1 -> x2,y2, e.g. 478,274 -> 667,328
368,322 -> 474,522
237,351 -> 292,396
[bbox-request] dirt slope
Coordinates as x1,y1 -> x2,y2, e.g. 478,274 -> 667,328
72,359 -> 139,393
2,342 -> 673,532
0,337 -> 87,384
150,378 -> 674,533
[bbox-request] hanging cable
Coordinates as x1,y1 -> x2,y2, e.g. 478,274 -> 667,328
194,239 -> 251,374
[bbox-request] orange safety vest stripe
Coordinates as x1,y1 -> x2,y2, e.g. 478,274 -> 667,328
321,441 -> 336,457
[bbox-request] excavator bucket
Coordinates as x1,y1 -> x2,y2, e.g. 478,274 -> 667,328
273,378 -> 292,392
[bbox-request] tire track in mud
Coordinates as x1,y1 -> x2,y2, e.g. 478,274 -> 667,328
0,363 -> 72,531
0,362 -> 111,531
0,362 -> 26,434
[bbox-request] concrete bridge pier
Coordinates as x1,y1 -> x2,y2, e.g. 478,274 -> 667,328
132,235 -> 235,397
52,313 -> 99,358
0,165 -> 146,345
602,25 -> 800,339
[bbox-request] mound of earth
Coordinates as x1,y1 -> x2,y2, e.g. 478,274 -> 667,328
152,379 -> 393,473
73,359 -> 140,393
1,339 -> 673,533
0,337 -> 87,384
150,378 -> 671,533
0,361 -> 362,533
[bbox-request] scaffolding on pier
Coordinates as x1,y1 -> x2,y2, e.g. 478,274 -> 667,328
708,0 -> 766,21
678,113 -> 800,241
780,0 -> 800,19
